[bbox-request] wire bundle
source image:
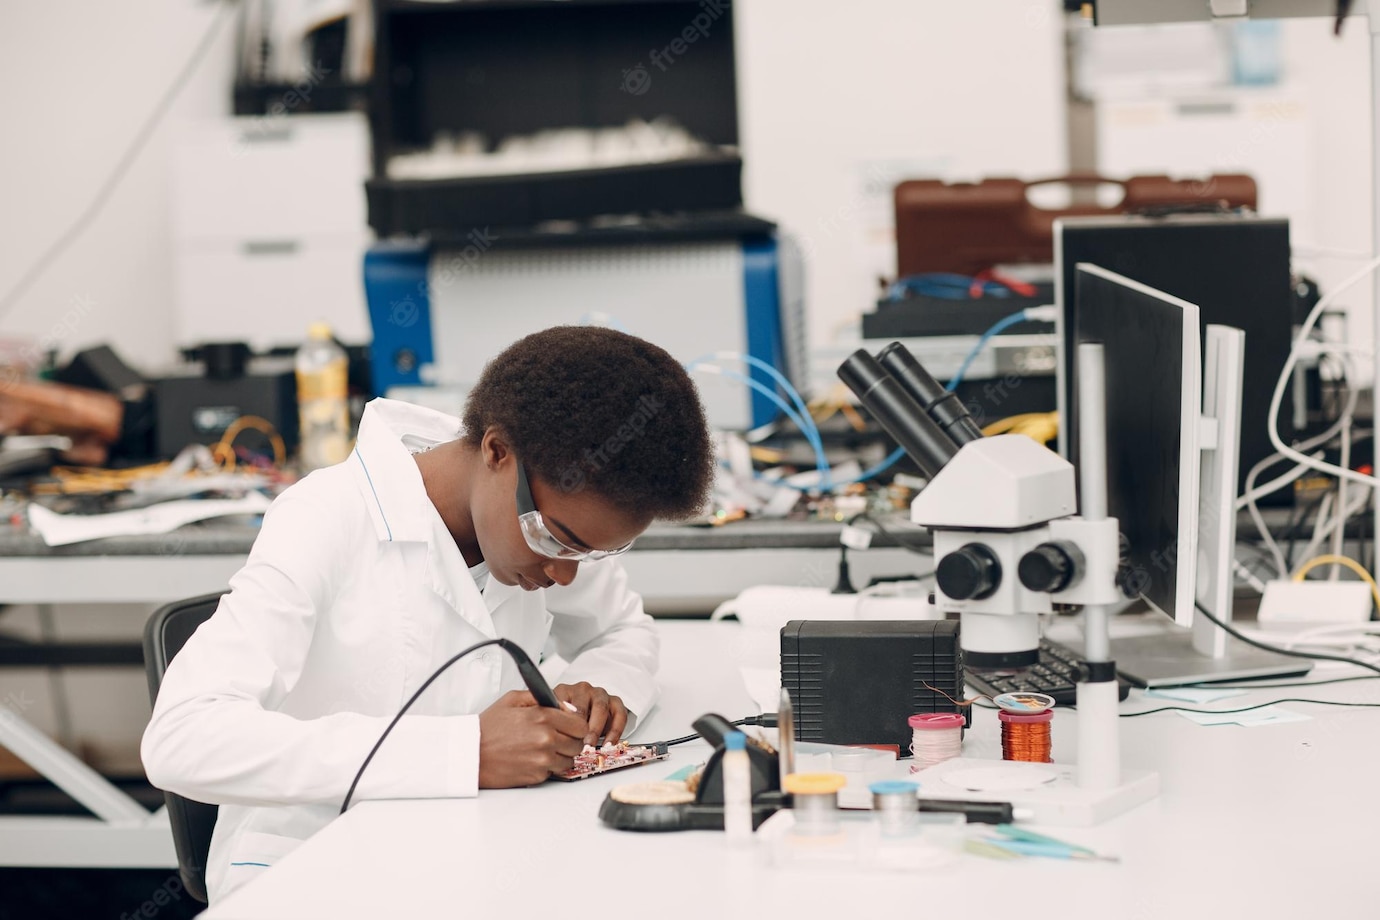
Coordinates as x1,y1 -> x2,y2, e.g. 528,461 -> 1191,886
998,709 -> 1053,764
907,712 -> 965,771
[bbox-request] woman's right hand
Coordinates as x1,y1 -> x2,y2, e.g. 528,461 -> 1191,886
477,690 -> 589,788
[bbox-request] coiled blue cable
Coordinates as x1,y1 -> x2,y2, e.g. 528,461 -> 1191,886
687,353 -> 832,490
688,363 -> 833,491
830,307 -> 1034,487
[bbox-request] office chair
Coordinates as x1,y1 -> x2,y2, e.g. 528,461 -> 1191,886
142,592 -> 224,904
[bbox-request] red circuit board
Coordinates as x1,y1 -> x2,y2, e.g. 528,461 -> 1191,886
551,742 -> 670,782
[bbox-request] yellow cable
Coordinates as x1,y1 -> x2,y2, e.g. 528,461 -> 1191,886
1292,554 -> 1380,612
33,462 -> 173,494
981,412 -> 1059,444
216,415 -> 287,469
839,401 -> 868,432
31,418 -> 285,495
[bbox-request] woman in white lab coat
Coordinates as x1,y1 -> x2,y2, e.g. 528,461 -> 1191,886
141,326 -> 715,903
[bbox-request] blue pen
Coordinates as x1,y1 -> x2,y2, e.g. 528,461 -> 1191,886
984,839 -> 1119,862
987,825 -> 1119,863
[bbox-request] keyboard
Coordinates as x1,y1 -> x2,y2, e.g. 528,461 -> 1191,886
964,637 -> 1132,707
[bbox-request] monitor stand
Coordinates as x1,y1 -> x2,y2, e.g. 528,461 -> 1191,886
1111,325 -> 1311,688
1110,630 -> 1310,687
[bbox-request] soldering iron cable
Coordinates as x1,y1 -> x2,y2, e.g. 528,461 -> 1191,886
340,638 -> 561,815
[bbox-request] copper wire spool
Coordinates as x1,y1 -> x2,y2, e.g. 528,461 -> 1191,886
998,709 -> 1053,763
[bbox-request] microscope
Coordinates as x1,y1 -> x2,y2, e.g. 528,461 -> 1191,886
838,342 -> 1158,825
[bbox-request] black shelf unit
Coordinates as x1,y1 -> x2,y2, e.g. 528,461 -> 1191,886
380,0 -> 704,11
232,80 -> 371,117
368,0 -> 764,240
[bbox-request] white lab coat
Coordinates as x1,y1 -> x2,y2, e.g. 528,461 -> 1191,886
141,398 -> 660,903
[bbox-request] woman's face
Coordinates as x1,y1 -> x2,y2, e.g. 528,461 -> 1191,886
472,433 -> 651,590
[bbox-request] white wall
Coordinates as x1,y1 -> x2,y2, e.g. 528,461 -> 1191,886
0,1 -> 235,372
0,0 -> 237,773
737,0 -> 1070,355
1090,17 -> 1374,377
0,3 -> 1370,377
1279,18 -> 1375,368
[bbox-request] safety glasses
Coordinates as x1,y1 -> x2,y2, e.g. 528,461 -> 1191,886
515,460 -> 634,561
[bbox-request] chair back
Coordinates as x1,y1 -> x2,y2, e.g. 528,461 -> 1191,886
142,593 -> 224,904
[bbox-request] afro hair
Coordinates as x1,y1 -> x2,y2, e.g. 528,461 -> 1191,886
462,326 -> 714,521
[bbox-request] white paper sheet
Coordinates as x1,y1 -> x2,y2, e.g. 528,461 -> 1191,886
1175,705 -> 1310,728
1145,687 -> 1250,704
28,493 -> 273,546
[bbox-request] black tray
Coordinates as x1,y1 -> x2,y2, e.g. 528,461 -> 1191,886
367,154 -> 746,237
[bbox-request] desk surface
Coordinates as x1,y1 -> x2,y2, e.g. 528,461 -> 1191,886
0,516 -> 913,557
204,621 -> 1375,920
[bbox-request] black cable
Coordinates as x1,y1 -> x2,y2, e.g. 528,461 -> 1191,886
1194,599 -> 1380,676
650,714 -> 774,748
832,544 -> 857,594
1188,674 -> 1379,691
1121,698 -> 1380,718
341,638 -> 508,814
866,573 -> 937,587
657,732 -> 706,748
0,1 -> 235,324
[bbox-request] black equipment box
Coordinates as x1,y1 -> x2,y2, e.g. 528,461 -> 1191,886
781,619 -> 967,751
153,357 -> 298,460
863,283 -> 1055,340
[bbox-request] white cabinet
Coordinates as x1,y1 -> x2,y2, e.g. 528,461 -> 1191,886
171,113 -> 373,349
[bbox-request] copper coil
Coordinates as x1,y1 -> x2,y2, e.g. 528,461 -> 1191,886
1000,719 -> 1052,763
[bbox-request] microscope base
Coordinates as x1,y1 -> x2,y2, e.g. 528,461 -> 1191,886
911,758 -> 1159,827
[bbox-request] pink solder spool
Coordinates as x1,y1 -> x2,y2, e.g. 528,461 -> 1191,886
908,712 -> 965,772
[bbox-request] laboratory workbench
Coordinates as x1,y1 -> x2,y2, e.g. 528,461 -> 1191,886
201,619 -> 1375,920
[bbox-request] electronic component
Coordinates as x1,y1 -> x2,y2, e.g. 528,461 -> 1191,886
153,354 -> 299,460
551,742 -> 670,782
780,619 -> 967,750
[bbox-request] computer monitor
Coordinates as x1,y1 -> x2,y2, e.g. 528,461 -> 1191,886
1070,264 -> 1310,685
1070,264 -> 1201,624
1055,215 -> 1294,504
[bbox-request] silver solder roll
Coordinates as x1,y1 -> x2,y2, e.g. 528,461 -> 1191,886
784,773 -> 846,836
870,780 -> 920,836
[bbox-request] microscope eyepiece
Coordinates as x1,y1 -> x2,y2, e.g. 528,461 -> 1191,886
837,350 -> 961,479
877,342 -> 984,445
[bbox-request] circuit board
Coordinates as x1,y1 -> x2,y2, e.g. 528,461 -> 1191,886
551,742 -> 671,782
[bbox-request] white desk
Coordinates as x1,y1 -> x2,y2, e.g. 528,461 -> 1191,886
0,519 -> 917,869
204,621 -> 1375,920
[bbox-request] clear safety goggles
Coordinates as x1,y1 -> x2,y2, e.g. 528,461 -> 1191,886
516,461 -> 634,562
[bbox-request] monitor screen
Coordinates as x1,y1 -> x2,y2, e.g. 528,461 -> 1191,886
1071,264 -> 1201,622
1055,215 -> 1291,501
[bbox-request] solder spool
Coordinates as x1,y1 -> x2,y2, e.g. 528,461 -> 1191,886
908,712 -> 965,772
784,772 -> 847,836
998,709 -> 1054,763
870,780 -> 920,836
